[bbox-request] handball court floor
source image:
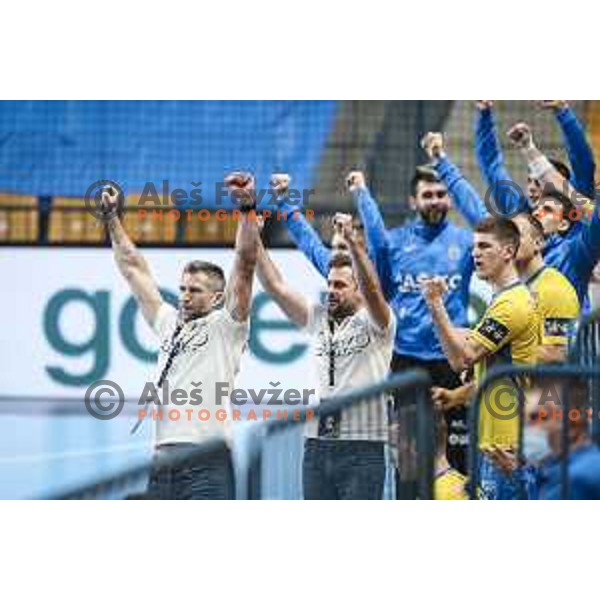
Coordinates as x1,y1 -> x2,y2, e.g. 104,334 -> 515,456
0,398 -> 152,499
0,397 -> 309,499
0,398 -> 394,499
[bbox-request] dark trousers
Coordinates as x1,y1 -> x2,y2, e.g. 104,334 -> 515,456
391,353 -> 468,473
145,443 -> 235,500
303,438 -> 386,500
390,354 -> 468,499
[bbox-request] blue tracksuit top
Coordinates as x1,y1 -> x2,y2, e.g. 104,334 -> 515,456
476,105 -> 596,214
538,444 -> 600,500
436,154 -> 600,308
283,188 -> 474,360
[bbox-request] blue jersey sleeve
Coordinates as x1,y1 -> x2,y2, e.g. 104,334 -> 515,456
435,156 -> 488,228
351,186 -> 394,300
475,107 -> 527,216
282,206 -> 330,278
570,205 -> 600,286
352,187 -> 389,259
555,105 -> 596,199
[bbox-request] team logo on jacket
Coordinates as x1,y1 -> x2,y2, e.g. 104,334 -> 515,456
448,244 -> 461,262
397,273 -> 462,293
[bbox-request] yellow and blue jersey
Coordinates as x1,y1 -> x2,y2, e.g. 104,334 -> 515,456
470,282 -> 538,449
474,106 -> 600,309
525,266 -> 580,350
434,468 -> 468,500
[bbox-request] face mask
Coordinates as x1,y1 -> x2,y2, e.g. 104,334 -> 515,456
523,426 -> 551,464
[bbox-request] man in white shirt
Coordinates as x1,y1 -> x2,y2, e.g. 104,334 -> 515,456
256,213 -> 396,499
102,174 -> 259,499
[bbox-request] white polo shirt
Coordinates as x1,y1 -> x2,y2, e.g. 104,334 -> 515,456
304,304 -> 396,441
151,302 -> 249,445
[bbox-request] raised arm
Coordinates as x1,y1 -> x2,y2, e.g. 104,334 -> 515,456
508,122 -> 589,208
346,172 -> 389,262
223,172 -> 260,322
271,173 -> 330,278
541,101 -> 596,198
512,126 -> 600,293
422,278 -> 488,372
509,122 -> 598,281
102,188 -> 163,327
255,229 -> 310,328
475,101 -> 526,215
335,213 -> 391,330
421,132 -> 489,228
345,171 -> 395,300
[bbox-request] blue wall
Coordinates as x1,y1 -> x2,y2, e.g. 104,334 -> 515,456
0,100 -> 337,207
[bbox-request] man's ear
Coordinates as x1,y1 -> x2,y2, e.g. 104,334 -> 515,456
213,291 -> 225,309
557,217 -> 571,235
409,195 -> 417,211
503,243 -> 517,261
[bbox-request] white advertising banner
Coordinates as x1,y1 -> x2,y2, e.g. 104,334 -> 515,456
0,247 -> 492,498
0,248 -> 326,400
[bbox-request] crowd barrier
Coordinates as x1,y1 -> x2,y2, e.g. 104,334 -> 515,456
244,370 -> 433,500
30,370 -> 433,500
571,308 -> 600,444
468,363 -> 600,500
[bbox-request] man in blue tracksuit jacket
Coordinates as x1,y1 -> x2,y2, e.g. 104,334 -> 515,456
529,377 -> 600,500
428,109 -> 600,313
278,168 -> 486,477
473,102 -> 599,309
475,100 -> 596,214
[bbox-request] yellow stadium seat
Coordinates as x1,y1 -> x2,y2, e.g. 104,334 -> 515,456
123,203 -> 177,244
183,212 -> 238,245
0,195 -> 38,242
49,197 -> 105,243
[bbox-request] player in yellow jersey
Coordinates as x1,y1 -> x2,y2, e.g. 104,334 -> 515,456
478,213 -> 582,495
434,409 -> 467,500
423,217 -> 538,499
512,213 -> 580,362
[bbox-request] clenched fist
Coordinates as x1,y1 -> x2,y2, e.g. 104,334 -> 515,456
421,132 -> 445,160
270,173 -> 291,196
507,122 -> 534,150
539,100 -> 568,111
421,277 -> 448,306
100,186 -> 121,220
225,171 -> 256,211
475,100 -> 494,111
346,171 -> 366,193
332,212 -> 354,240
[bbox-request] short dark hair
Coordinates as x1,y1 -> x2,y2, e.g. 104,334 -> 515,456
540,189 -> 580,234
549,158 -> 571,182
474,216 -> 521,255
410,165 -> 442,197
329,253 -> 354,271
182,260 -> 226,292
514,213 -> 545,241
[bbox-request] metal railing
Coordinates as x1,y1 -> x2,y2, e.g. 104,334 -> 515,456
244,370 -> 433,500
467,363 -> 600,500
54,438 -> 230,500
570,308 -> 600,444
19,370 -> 433,500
